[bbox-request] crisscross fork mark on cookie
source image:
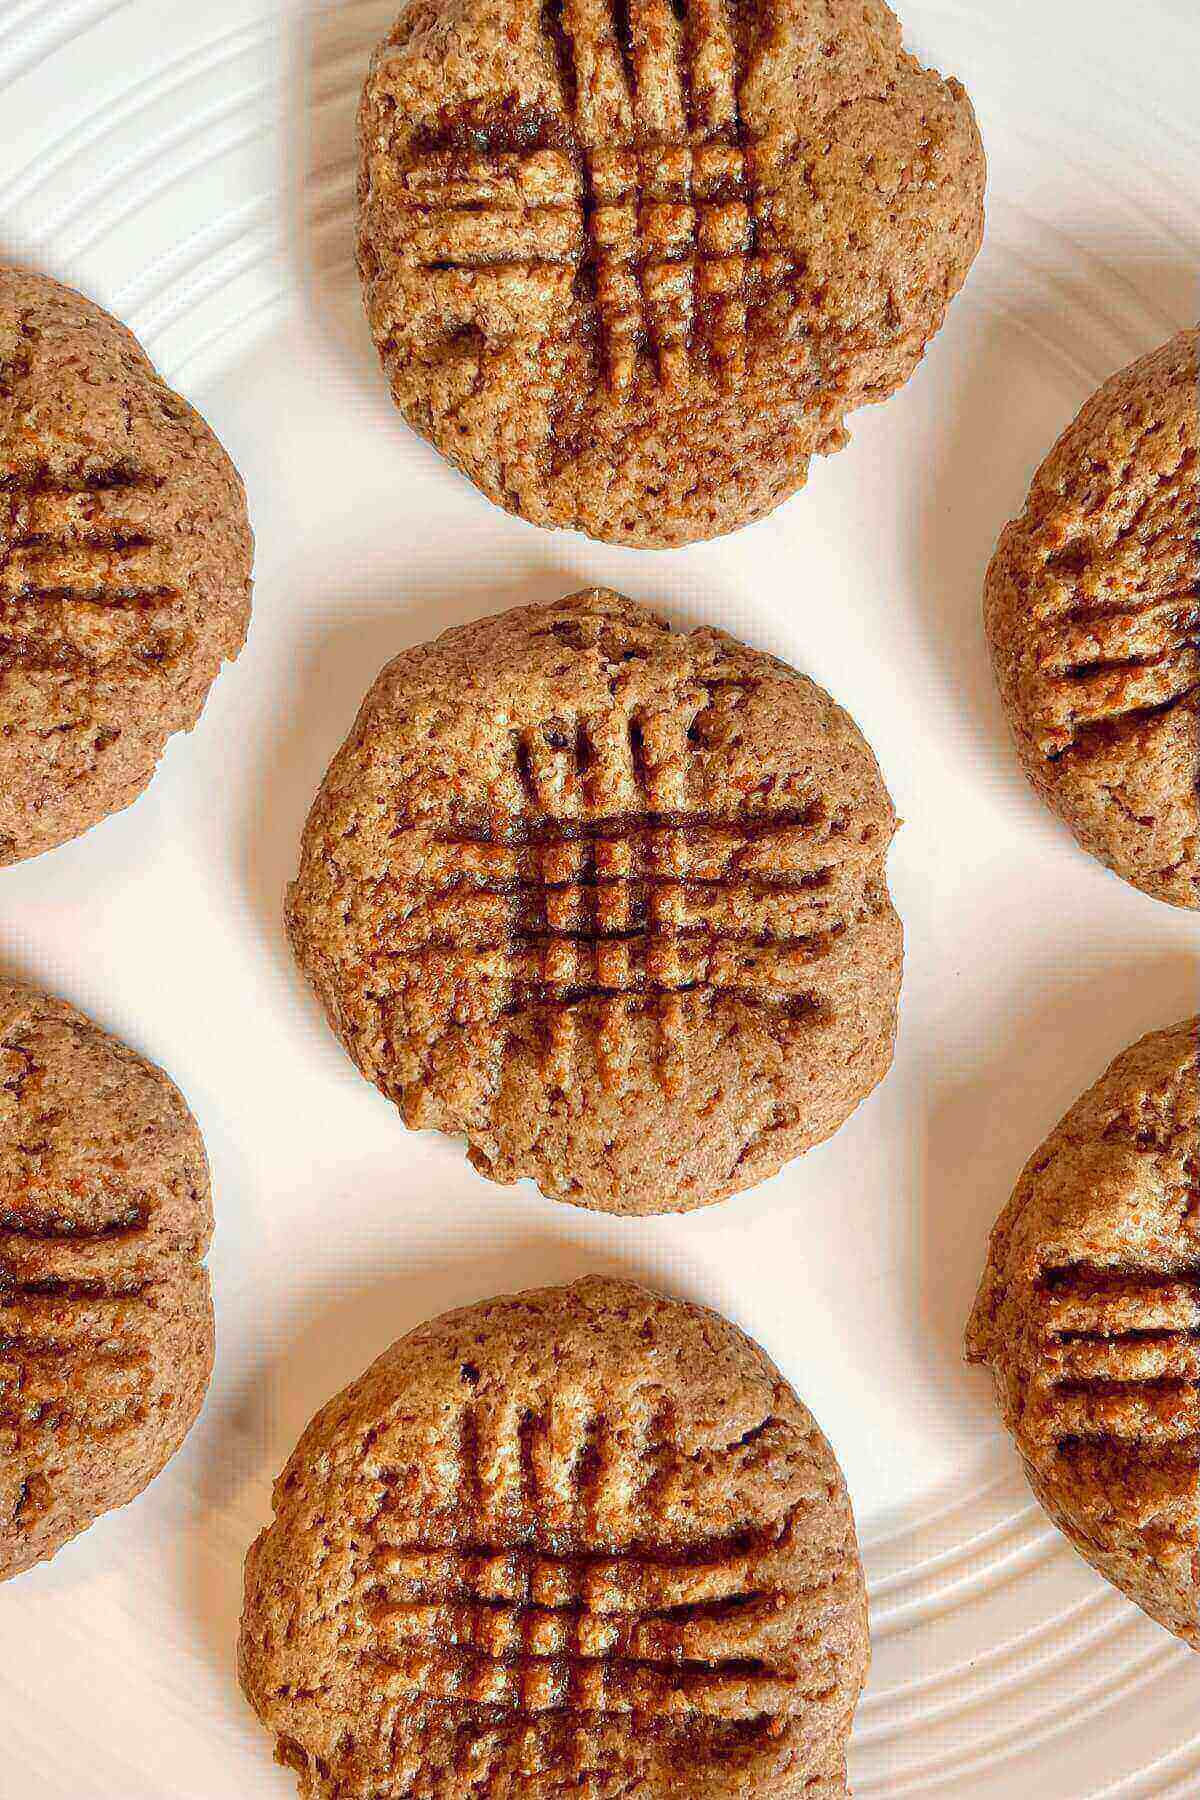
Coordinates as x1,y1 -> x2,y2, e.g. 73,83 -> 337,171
357,1399 -> 843,1725
568,0 -> 772,393
392,703 -> 835,1093
398,0 -> 793,392
507,712 -> 712,1091
584,135 -> 763,394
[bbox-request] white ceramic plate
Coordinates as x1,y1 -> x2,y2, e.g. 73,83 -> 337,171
0,1 -> 1196,1794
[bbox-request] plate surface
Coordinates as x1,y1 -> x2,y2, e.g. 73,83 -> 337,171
0,1 -> 1197,1795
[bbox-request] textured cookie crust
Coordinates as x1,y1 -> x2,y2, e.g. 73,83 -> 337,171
358,0 -> 985,547
967,1019 -> 1200,1646
985,328 -> 1199,908
240,1276 -> 870,1799
0,268 -> 254,865
0,982 -> 214,1581
286,589 -> 902,1215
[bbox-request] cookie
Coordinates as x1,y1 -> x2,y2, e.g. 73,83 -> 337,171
984,328 -> 1199,908
357,0 -> 985,547
0,268 -> 254,865
966,1019 -> 1200,1645
286,590 -> 902,1214
0,982 -> 214,1580
240,1275 -> 870,1798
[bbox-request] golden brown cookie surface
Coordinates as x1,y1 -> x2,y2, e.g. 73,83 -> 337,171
0,268 -> 253,864
286,590 -> 902,1214
967,1019 -> 1200,1646
985,328 -> 1199,908
358,0 -> 985,546
0,982 -> 214,1581
240,1276 -> 870,1799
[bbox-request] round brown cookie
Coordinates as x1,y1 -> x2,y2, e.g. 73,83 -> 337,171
240,1276 -> 870,1799
0,267 -> 254,865
0,981 -> 214,1581
286,589 -> 902,1215
966,1019 -> 1200,1646
984,328 -> 1199,908
357,0 -> 985,548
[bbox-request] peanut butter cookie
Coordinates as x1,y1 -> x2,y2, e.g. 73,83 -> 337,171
0,982 -> 214,1580
967,1018 -> 1200,1645
286,590 -> 902,1214
240,1276 -> 870,1798
358,0 -> 985,546
0,268 -> 254,864
985,328 -> 1199,908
